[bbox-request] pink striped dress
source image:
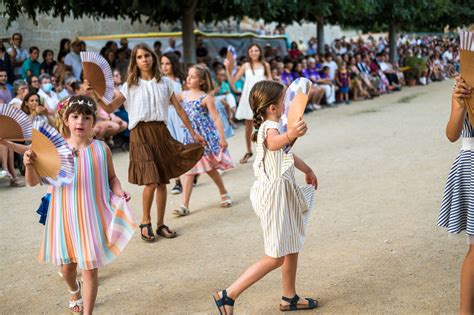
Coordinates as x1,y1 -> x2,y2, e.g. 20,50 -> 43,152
39,140 -> 137,270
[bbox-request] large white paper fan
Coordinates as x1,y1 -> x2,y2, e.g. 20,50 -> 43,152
80,51 -> 114,104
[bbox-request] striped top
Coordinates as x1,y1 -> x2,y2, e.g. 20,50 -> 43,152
39,140 -> 137,270
438,116 -> 474,235
250,120 -> 314,258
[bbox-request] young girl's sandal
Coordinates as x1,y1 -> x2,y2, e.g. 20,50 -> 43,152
239,152 -> 253,164
279,294 -> 318,312
220,194 -> 233,208
68,279 -> 83,314
139,223 -> 155,242
172,205 -> 190,216
213,289 -> 235,315
156,224 -> 177,238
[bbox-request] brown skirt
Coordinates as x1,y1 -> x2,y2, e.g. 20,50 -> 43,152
129,121 -> 204,185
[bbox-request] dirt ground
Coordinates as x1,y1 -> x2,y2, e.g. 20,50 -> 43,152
0,79 -> 467,314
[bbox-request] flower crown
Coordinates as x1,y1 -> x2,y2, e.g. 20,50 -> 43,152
58,97 -> 95,111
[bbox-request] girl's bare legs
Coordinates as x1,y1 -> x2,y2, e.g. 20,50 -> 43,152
460,245 -> 474,315
280,253 -> 311,307
155,183 -> 168,228
240,120 -> 253,163
223,256 -> 285,313
207,169 -> 229,203
141,183 -> 156,238
181,174 -> 194,207
61,263 -> 81,312
82,269 -> 99,315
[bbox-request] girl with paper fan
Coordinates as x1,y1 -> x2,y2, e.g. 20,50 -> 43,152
23,95 -> 137,314
213,81 -> 319,314
99,43 -> 206,242
437,78 -> 474,314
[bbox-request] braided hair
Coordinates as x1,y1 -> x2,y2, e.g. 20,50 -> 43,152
249,80 -> 285,142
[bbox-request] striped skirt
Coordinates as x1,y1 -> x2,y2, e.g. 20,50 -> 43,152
438,138 -> 474,235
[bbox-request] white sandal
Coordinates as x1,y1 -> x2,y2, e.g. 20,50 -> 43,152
220,194 -> 233,208
68,279 -> 83,314
172,205 -> 190,216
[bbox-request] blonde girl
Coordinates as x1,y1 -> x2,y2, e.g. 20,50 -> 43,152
173,65 -> 233,216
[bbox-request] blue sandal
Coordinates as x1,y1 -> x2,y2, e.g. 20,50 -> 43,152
213,289 -> 234,315
279,294 -> 318,311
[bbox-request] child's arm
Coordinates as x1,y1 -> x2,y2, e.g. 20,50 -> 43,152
264,120 -> 307,151
294,153 -> 318,189
204,95 -> 227,148
224,60 -> 246,88
23,150 -> 40,186
106,146 -> 130,201
0,139 -> 30,154
265,62 -> 272,80
170,94 -> 206,146
446,76 -> 471,142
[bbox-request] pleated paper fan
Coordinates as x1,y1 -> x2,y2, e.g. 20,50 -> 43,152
80,51 -> 114,104
460,30 -> 474,125
227,45 -> 237,76
0,104 -> 32,141
281,77 -> 312,131
32,124 -> 74,186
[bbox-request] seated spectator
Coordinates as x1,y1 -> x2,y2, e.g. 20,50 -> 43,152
27,75 -> 40,93
20,92 -> 49,126
40,49 -> 57,76
37,73 -> 60,116
348,56 -> 373,99
323,53 -> 338,80
0,141 -> 25,187
281,57 -> 295,86
375,53 -> 401,90
7,33 -> 28,80
104,49 -> 116,68
0,67 -> 13,104
319,66 -> 337,105
0,43 -> 15,84
289,41 -> 302,61
64,40 -> 82,81
305,59 -> 335,106
8,79 -> 28,108
21,46 -> 41,80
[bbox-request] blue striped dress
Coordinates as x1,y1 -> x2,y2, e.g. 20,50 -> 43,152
250,120 -> 314,258
438,116 -> 474,235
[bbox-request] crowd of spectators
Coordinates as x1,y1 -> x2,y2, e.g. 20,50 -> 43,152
0,30 -> 460,187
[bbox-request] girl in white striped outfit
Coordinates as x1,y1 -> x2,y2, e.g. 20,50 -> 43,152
437,76 -> 473,315
213,80 -> 319,314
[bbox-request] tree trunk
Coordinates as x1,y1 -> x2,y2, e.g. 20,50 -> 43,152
317,17 -> 325,55
182,0 -> 198,66
389,22 -> 397,65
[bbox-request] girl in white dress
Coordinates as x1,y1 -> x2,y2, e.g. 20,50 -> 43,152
224,44 -> 271,164
213,80 -> 319,314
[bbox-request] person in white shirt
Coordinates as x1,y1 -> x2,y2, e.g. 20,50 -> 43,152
6,33 -> 28,79
64,40 -> 83,81
323,53 -> 338,81
164,38 -> 178,54
37,74 -> 59,116
442,46 -> 454,64
8,79 -> 28,109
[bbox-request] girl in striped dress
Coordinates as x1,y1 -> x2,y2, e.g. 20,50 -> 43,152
23,95 -> 137,314
213,81 -> 319,314
437,76 -> 473,314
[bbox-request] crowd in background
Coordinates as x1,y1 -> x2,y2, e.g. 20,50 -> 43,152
0,30 -> 460,187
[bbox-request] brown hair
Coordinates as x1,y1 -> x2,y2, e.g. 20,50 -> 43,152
20,92 -> 39,115
249,80 -> 285,142
190,64 -> 214,93
126,43 -> 162,88
55,95 -> 97,138
247,43 -> 269,77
